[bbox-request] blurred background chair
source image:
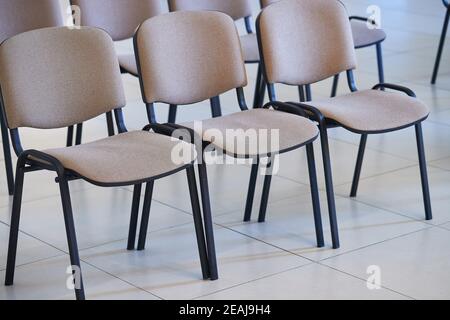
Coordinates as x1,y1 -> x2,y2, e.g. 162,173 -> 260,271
431,0 -> 450,84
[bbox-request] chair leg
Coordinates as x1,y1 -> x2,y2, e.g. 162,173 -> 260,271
106,112 -> 115,137
253,64 -> 263,109
243,160 -> 260,222
66,125 -> 74,147
210,96 -> 222,118
186,167 -> 210,280
168,105 -> 178,124
331,74 -> 340,98
258,158 -> 274,223
137,182 -> 154,251
5,161 -> 25,286
350,134 -> 368,198
298,85 -> 306,102
415,123 -> 433,221
376,43 -> 385,84
257,77 -> 267,109
75,123 -> 83,146
432,9 -> 450,85
0,111 -> 14,195
58,175 -> 85,300
127,184 -> 142,250
197,162 -> 218,280
306,143 -> 325,248
318,124 -> 340,249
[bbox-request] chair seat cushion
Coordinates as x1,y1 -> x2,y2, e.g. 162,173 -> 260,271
41,131 -> 196,185
311,90 -> 430,133
351,20 -> 386,49
183,109 -> 318,157
118,53 -> 138,76
240,33 -> 260,62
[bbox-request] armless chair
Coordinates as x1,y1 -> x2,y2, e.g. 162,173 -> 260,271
70,0 -> 164,132
255,0 -> 432,242
1,26 -> 215,300
167,0 -> 264,122
134,11 -> 331,254
0,0 -> 66,195
431,0 -> 450,84
260,0 -> 386,98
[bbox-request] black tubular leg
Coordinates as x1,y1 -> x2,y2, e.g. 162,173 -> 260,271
432,9 -> 450,84
106,112 -> 115,137
5,162 -> 25,286
58,176 -> 85,300
66,125 -> 74,147
137,182 -> 154,251
75,123 -> 83,146
186,167 -> 210,280
253,64 -> 263,109
258,159 -> 273,223
319,125 -> 340,249
197,162 -> 218,280
0,112 -> 14,195
168,105 -> 178,124
244,160 -> 260,222
350,134 -> 368,198
305,85 -> 312,102
416,123 -> 433,220
210,96 -> 222,118
127,184 -> 142,250
306,143 -> 325,248
298,85 -> 306,102
376,43 -> 385,85
331,74 -> 340,98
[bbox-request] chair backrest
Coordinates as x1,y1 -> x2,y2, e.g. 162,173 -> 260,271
260,0 -> 280,8
70,0 -> 164,41
257,0 -> 357,86
0,0 -> 64,44
0,27 -> 126,129
134,11 -> 248,106
168,0 -> 253,21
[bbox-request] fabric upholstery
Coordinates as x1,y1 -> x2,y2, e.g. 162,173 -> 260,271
240,33 -> 260,62
183,109 -> 318,157
260,0 -> 279,8
168,0 -> 253,21
0,0 -> 63,43
135,11 -> 248,105
0,27 -> 126,129
118,53 -> 138,76
42,131 -> 196,185
311,90 -> 430,133
351,20 -> 386,48
71,0 -> 163,41
257,0 -> 357,86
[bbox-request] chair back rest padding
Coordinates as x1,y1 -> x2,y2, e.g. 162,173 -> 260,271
257,0 -> 357,86
260,0 -> 280,8
135,11 -> 248,105
168,0 -> 253,21
71,0 -> 164,41
0,0 -> 64,43
0,27 -> 126,129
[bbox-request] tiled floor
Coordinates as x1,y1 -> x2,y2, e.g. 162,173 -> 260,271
1,0 -> 450,300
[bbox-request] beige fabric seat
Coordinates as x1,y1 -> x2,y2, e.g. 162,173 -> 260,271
41,131 -> 195,185
351,20 -> 386,49
183,109 -> 318,157
118,53 -> 138,76
240,33 -> 259,62
311,89 -> 429,133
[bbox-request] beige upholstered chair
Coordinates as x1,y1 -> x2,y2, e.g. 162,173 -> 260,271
134,11 -> 330,251
167,0 -> 263,122
0,26 -> 216,300
256,0 -> 432,248
0,0 -> 65,196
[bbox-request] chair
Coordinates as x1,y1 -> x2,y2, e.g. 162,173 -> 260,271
0,26 -> 216,300
134,11 -> 330,252
260,0 -> 387,98
167,0 -> 264,122
255,0 -> 432,246
431,0 -> 450,84
0,0 -> 66,195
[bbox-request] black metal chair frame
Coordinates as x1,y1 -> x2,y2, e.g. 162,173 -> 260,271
432,0 -> 450,85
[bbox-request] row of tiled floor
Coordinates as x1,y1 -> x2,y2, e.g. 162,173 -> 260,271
1,0 -> 450,299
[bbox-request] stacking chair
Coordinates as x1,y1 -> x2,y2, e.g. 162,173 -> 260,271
0,0 -> 65,195
134,11 -> 331,252
260,0 -> 386,98
70,0 -> 164,130
431,0 -> 450,84
0,26 -> 216,300
167,0 -> 264,121
255,0 -> 432,243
